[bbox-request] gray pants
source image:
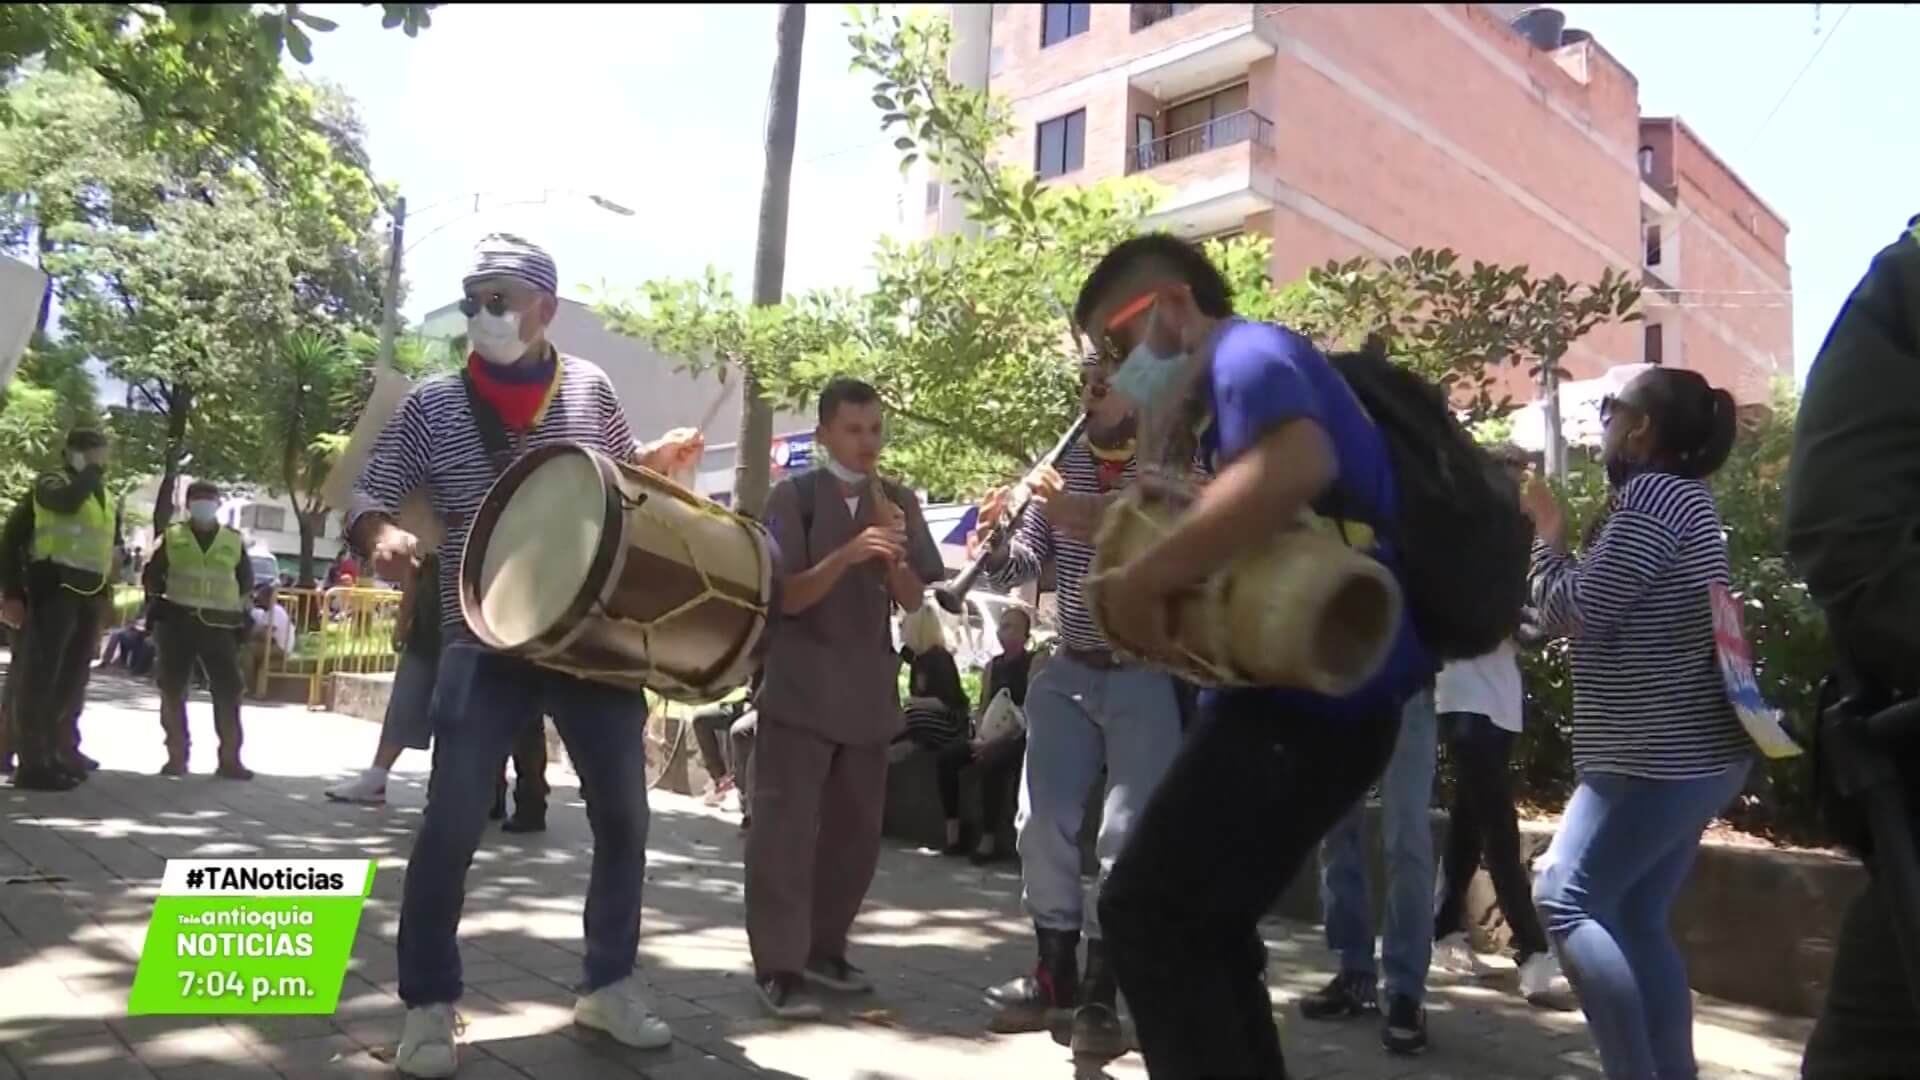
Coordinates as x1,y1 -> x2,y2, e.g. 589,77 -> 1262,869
1015,657 -> 1184,941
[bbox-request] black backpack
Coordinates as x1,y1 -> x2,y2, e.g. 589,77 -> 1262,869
1324,341 -> 1533,661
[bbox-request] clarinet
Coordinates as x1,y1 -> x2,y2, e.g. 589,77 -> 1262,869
935,412 -> 1092,615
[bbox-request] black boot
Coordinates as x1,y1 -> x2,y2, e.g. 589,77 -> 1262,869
1069,937 -> 1127,1060
985,927 -> 1078,1033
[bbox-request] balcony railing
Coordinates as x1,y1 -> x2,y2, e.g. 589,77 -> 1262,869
1132,3 -> 1200,32
1127,109 -> 1274,174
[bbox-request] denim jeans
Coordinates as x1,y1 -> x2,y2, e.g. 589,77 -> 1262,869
1318,688 -> 1438,1002
1535,763 -> 1751,1080
1015,657 -> 1184,940
397,643 -> 653,1006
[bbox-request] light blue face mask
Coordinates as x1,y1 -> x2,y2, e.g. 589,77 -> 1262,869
822,456 -> 868,486
1110,307 -> 1191,407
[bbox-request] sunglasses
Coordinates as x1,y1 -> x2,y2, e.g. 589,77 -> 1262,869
458,290 -> 517,318
1598,394 -> 1648,425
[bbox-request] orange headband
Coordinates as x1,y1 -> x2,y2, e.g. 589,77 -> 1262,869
1104,290 -> 1159,331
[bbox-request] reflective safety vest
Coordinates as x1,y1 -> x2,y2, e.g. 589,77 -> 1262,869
164,524 -> 245,613
29,481 -> 114,594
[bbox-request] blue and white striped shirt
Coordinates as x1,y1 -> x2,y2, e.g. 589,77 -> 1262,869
346,355 -> 635,632
1530,471 -> 1751,780
988,440 -> 1135,654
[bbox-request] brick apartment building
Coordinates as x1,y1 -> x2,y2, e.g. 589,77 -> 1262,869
916,3 -> 1793,407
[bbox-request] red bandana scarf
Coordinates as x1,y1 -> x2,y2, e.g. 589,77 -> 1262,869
466,351 -> 561,432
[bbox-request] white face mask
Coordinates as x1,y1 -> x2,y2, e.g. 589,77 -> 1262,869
822,456 -> 868,486
467,310 -> 528,366
67,452 -> 88,472
1111,308 -> 1191,407
188,500 -> 218,527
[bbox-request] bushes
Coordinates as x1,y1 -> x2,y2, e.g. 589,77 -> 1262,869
1510,385 -> 1832,843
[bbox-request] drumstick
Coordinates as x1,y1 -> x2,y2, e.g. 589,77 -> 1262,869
670,379 -> 734,490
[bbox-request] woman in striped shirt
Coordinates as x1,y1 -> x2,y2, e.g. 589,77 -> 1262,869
1523,368 -> 1753,1080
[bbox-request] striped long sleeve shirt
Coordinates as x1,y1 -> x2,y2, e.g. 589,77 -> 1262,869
346,355 -> 635,633
987,440 -> 1134,654
1530,471 -> 1750,780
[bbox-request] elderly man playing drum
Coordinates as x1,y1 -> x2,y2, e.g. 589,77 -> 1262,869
347,234 -> 702,1078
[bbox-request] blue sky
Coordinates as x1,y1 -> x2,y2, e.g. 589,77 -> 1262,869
303,3 -> 1916,382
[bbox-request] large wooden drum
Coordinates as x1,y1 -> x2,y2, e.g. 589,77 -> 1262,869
1086,485 -> 1403,696
459,443 -> 773,703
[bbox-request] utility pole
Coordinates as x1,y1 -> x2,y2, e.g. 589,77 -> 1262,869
375,195 -> 406,375
735,4 -> 805,518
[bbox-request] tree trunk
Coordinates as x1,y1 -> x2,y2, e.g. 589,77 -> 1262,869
295,510 -> 318,589
735,4 -> 806,519
152,383 -> 194,533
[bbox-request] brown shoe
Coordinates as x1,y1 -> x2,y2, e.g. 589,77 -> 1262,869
215,762 -> 254,781
158,760 -> 188,778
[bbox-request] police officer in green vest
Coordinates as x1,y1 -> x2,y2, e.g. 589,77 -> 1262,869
142,479 -> 254,779
0,428 -> 118,791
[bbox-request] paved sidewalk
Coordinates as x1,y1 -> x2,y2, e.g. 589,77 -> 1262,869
1,661 -> 1815,1079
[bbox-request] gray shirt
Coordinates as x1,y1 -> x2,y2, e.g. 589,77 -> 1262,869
757,470 -> 944,745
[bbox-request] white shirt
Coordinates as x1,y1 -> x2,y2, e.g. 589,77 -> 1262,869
252,604 -> 294,653
1434,640 -> 1524,733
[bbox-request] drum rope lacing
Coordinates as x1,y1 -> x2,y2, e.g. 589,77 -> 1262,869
548,488 -> 770,695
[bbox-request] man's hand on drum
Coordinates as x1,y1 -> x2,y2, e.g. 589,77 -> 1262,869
368,524 -> 421,584
638,428 -> 705,476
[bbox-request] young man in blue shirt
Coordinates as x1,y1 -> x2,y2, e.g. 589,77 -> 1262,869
1080,235 -> 1433,1079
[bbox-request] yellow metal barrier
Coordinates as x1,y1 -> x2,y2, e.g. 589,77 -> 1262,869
250,586 -> 403,707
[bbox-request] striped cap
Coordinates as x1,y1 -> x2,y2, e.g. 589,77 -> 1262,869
463,233 -> 558,296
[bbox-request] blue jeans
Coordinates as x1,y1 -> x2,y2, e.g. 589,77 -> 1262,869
397,644 -> 653,1005
1318,688 -> 1438,1002
1535,763 -> 1751,1080
1016,657 -> 1184,940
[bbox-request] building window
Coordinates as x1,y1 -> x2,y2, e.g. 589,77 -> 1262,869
1134,114 -> 1157,171
1041,3 -> 1090,47
1133,3 -> 1198,31
1644,324 -> 1664,366
1644,224 -> 1662,267
1035,109 -> 1086,179
246,504 -> 287,533
925,180 -> 940,213
1638,145 -> 1654,178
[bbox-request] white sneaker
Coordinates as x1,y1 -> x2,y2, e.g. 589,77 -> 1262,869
575,974 -> 673,1049
395,1003 -> 458,1077
1519,951 -> 1573,1003
325,771 -> 387,805
1433,932 -> 1493,976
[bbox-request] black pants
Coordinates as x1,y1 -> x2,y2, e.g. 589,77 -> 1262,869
1433,711 -> 1550,960
1802,851 -> 1920,1076
11,590 -> 102,770
156,614 -> 245,765
691,703 -> 744,780
934,735 -> 1025,823
495,714 -> 549,820
1101,690 -> 1404,1080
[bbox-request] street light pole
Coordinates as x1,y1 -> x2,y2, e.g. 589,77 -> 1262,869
375,195 -> 407,376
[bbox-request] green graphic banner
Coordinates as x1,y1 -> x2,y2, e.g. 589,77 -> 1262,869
128,859 -> 375,1015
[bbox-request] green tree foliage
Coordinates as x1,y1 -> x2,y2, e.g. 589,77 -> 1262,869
1,4 -> 433,174
4,70 -> 390,531
600,7 -> 1640,497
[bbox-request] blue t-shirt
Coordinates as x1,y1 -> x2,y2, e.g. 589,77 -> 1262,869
1198,319 -> 1433,717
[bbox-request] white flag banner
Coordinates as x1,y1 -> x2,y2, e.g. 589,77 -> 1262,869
0,255 -> 50,391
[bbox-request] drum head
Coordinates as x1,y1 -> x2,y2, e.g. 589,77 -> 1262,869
477,449 -> 610,649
